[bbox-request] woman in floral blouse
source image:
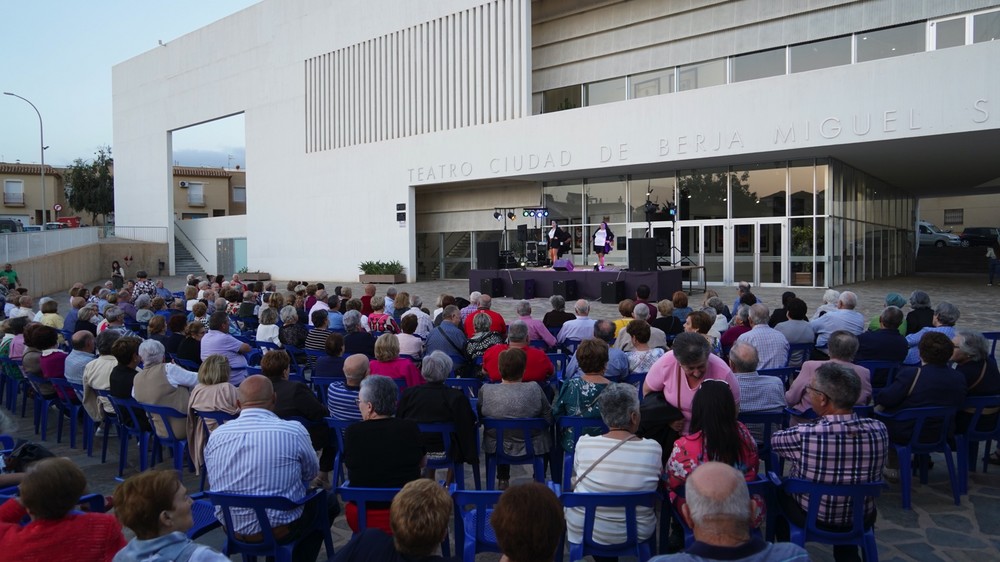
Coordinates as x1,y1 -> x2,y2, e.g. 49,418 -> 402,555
552,339 -> 613,452
624,320 -> 665,374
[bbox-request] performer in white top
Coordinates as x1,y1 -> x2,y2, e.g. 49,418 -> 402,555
592,221 -> 614,270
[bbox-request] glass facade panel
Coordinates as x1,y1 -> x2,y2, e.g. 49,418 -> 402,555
733,223 -> 755,283
790,217 -> 813,286
705,225 -> 725,284
542,86 -> 582,113
732,48 -> 786,82
760,222 -> 782,284
974,11 -> 1000,43
856,22 -> 925,62
790,36 -> 851,73
731,163 -> 786,218
586,175 -> 628,256
543,180 -> 584,226
678,168 -> 728,220
586,77 -> 626,106
816,161 -> 828,216
789,161 -> 813,216
678,59 -> 726,91
630,173 -> 676,223
631,68 -> 675,98
935,18 -> 966,49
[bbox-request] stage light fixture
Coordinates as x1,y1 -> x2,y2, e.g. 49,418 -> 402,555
523,210 -> 530,217
542,210 -> 549,217
507,211 -> 516,221
493,211 -> 502,221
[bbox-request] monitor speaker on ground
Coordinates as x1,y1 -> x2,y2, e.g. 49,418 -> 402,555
553,279 -> 578,300
601,281 -> 625,303
500,250 -> 518,269
552,259 -> 574,271
479,277 -> 503,298
628,238 -> 657,272
516,224 -> 528,242
512,279 -> 535,299
476,241 -> 500,270
525,241 -> 538,264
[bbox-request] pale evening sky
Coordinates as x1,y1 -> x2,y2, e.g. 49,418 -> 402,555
0,0 -> 259,169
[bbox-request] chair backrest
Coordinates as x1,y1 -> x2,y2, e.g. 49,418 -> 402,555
335,484 -> 401,535
482,417 -> 549,463
782,477 -> 882,543
193,409 -> 237,439
983,332 -> 1000,360
48,378 -> 82,409
139,402 -> 187,442
173,357 -> 200,371
878,406 -> 957,450
787,342 -> 814,368
255,341 -> 281,351
560,490 -> 658,555
562,339 -> 582,354
624,372 -> 647,398
546,352 -> 569,380
855,360 -> 900,390
959,395 -> 1000,439
444,377 -> 481,399
100,391 -> 148,432
206,488 -> 324,552
311,376 -> 345,400
326,417 -> 355,485
758,367 -> 795,387
557,416 -> 610,452
450,487 -> 503,555
418,421 -> 459,458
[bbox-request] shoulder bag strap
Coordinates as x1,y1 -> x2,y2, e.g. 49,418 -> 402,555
572,435 -> 637,489
438,326 -> 466,358
969,362 -> 988,391
905,367 -> 922,398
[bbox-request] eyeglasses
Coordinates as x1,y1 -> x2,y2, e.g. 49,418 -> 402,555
805,385 -> 829,401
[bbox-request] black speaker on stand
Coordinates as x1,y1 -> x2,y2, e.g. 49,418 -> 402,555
476,241 -> 500,270
628,238 -> 658,272
553,279 -> 578,300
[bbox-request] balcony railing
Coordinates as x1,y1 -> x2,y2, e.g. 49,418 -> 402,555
3,192 -> 24,206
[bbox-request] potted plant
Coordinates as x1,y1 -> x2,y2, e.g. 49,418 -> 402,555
791,224 -> 813,286
359,260 -> 406,284
239,267 -> 271,282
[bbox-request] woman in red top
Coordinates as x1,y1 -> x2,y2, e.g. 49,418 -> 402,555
0,457 -> 126,562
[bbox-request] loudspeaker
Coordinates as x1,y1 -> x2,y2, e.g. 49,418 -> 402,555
553,279 -> 577,300
477,241 -> 500,270
512,279 -> 535,299
500,250 -> 518,269
617,237 -> 627,251
525,241 -> 538,264
601,281 -> 625,303
628,238 -> 657,272
479,277 -> 503,297
516,224 -> 528,242
552,259 -> 574,271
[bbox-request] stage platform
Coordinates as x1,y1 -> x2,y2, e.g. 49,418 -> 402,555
469,268 -> 683,303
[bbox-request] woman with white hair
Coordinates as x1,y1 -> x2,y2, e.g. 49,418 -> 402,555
343,310 -> 376,358
811,289 -> 840,320
132,339 -> 198,440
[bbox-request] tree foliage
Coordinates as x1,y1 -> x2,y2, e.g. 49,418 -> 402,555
65,146 -> 114,225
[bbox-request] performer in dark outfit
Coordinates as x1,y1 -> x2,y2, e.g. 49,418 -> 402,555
547,220 -> 572,266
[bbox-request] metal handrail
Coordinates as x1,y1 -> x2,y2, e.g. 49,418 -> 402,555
173,220 -> 210,263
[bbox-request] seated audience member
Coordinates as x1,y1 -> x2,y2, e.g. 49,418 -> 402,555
684,310 -> 721,356
383,287 -> 398,317
905,290 -> 934,335
671,290 -> 692,321
162,314 -> 186,355
200,311 -> 251,385
332,479 -> 453,562
261,350 -> 334,487
74,306 -> 100,336
613,299 -> 635,337
774,297 -> 814,345
359,283 -> 377,316
491,482 -> 565,562
278,305 -> 308,348
650,463 -> 809,562
345,375 -> 426,533
567,383 -> 661,547
64,330 -> 97,386
343,310 -> 376,358
424,305 -> 468,371
397,351 -> 478,478
719,305 -> 751,352
109,336 -> 152,432
735,304 -> 790,370
542,294 -> 576,329
133,340 -> 197,440
255,306 -> 281,346
811,289 -> 841,320
704,297 -> 730,336
634,284 -> 658,320
392,292 -> 410,324
666,380 -> 761,526
730,281 -> 760,314
0,458 -> 127,561
400,295 -> 433,339
368,297 -> 400,334
479,348 -> 553,490
701,289 -> 732,321
113,470 -> 229,562
552,339 -> 614,452
370,333 -> 423,389
767,290 -> 796,328
556,299 -> 599,344
36,325 -> 69,399
7,316 -> 29,360
39,298 -> 65,330
772,363 -> 887,562
876,332 -> 967,480
482,320 -> 554,384
855,305 -> 908,363
903,301 -> 960,365
64,296 -> 85,330
305,309 -> 332,357
564,320 -> 630,381
613,304 -> 668,352
458,291 -> 480,323
786,331 -> 872,419
515,299 -> 557,348
134,294 -> 154,324
653,299 -> 684,336
82,330 -> 123,422
462,294 -> 506,337
643,332 -> 740,435
20,324 -> 45,380
868,293 -> 909,334
464,312 -> 505,364
953,330 -> 1000,465
396,315 -> 424,359
315,332 -> 347,377
189,301 -> 209,327
205,375 -> 336,562
625,320 -> 666,373
431,293 -> 453,325
146,315 -> 170,349
175,321 -> 206,368
809,291 -> 865,355
730,342 -> 785,415
327,354 -> 369,420
186,355 -> 239,475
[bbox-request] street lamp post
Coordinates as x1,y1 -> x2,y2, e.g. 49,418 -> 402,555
3,92 -> 46,226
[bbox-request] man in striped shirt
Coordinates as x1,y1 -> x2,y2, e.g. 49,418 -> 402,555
327,354 -> 368,421
205,375 -> 335,562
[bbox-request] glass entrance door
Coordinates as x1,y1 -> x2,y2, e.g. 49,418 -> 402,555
730,219 -> 785,286
678,221 -> 726,286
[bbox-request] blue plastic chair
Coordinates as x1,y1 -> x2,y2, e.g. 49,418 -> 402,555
956,395 -> 1000,494
557,416 -> 609,488
283,345 -> 307,379
737,410 -> 787,473
560,490 -> 658,561
856,360 -> 900,398
444,377 -> 481,402
561,338 -> 582,355
100,390 -> 154,478
24,375 -> 60,441
325,417 -> 354,487
193,409 -> 238,490
451,486 -> 503,562
140,403 -> 192,472
0,356 -> 30,415
624,372 -> 647,399
876,406 -> 961,509
186,495 -> 222,539
983,331 -> 999,360
311,376 -> 345,402
670,475 -> 777,548
780,477 -> 882,561
481,417 -> 550,489
173,357 -> 201,372
786,342 -> 814,368
335,484 -> 401,535
546,352 -> 569,380
758,367 -> 795,388
418,422 -> 474,490
49,378 -> 87,449
206,488 -> 334,562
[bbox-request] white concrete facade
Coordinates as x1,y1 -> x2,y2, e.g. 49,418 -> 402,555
113,0 -> 1000,286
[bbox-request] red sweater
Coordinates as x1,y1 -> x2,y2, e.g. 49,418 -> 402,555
0,499 -> 125,562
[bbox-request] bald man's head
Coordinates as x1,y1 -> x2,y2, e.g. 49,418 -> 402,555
343,354 -> 370,383
683,462 -> 752,541
237,375 -> 275,410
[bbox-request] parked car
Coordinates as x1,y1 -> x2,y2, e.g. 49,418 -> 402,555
0,220 -> 23,233
22,225 -> 42,232
959,226 -> 1000,247
918,221 -> 960,247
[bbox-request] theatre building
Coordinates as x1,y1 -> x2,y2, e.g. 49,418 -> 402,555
113,0 -> 1000,289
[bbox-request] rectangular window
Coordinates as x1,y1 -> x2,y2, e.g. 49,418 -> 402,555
232,186 -> 246,203
585,77 -> 626,106
186,182 -> 205,206
678,59 -> 726,91
856,22 -> 925,62
3,180 -> 24,206
790,36 -> 851,73
943,208 -> 964,225
934,18 -> 966,49
974,10 -> 1000,43
630,68 -> 674,98
732,48 -> 786,82
542,85 -> 582,113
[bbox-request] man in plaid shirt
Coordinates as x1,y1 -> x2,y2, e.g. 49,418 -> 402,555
772,362 -> 888,562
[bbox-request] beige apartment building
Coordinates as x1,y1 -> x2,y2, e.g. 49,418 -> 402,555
0,163 -> 67,226
920,193 -> 1000,233
172,166 -> 246,220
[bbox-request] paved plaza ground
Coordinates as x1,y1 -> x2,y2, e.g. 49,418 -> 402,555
11,271 -> 1000,561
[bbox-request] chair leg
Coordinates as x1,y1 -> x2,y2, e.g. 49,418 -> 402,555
957,437 -> 969,496
117,430 -> 130,478
942,447 -> 960,506
862,531 -> 879,562
471,462 -> 482,490
899,446 -> 912,510
486,456 -> 496,491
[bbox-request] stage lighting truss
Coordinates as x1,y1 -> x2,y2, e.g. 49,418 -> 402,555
493,207 -> 517,222
521,208 -> 549,218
